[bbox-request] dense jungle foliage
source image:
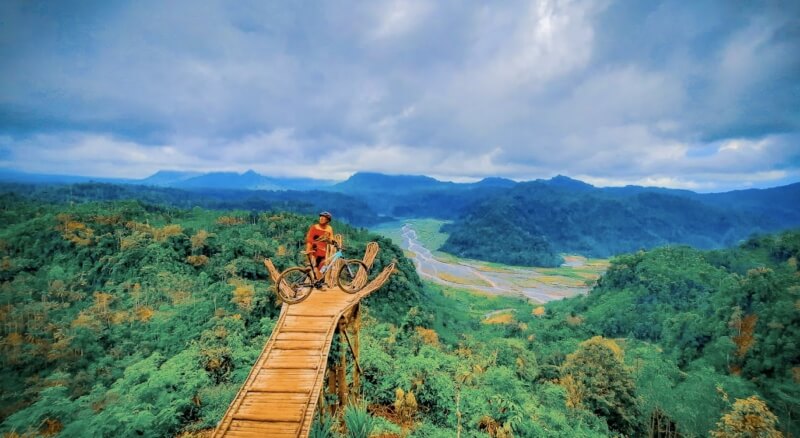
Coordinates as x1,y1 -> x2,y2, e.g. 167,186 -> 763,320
442,180 -> 800,267
1,195 -> 797,437
0,182 -> 384,226
0,195 -> 417,436
345,231 -> 798,437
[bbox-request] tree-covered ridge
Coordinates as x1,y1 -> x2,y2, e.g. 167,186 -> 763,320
353,231 -> 799,437
442,180 -> 800,267
564,231 -> 800,436
0,195 -> 419,437
0,182 -> 385,226
1,194 -> 797,437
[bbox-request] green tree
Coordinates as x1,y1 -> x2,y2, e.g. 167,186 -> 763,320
711,395 -> 783,438
561,336 -> 642,436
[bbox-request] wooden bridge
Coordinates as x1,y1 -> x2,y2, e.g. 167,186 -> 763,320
212,240 -> 395,438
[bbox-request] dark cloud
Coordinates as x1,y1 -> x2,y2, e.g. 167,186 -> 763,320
0,0 -> 798,190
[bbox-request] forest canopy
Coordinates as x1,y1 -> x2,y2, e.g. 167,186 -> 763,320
0,195 -> 797,437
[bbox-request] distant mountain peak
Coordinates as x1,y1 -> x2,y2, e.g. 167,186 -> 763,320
546,175 -> 595,190
333,172 -> 447,193
474,177 -> 517,187
347,172 -> 439,182
141,170 -> 203,186
148,170 -> 188,177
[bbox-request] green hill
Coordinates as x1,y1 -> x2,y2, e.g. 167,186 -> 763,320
442,180 -> 800,266
1,195 -> 797,437
0,195 -> 419,436
0,182 -> 385,226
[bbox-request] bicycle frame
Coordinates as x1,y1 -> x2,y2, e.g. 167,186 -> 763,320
306,237 -> 344,274
276,242 -> 369,303
320,250 -> 343,274
305,249 -> 343,282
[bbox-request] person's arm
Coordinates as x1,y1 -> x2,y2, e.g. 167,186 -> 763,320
305,226 -> 314,254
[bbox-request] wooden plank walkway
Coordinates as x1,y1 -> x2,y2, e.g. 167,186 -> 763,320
213,243 -> 395,438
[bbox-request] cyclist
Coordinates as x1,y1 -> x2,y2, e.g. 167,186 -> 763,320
305,211 -> 334,279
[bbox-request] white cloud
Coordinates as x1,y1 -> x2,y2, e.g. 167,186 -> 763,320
579,169 -> 792,192
0,0 -> 798,191
369,0 -> 432,40
1,133 -> 200,178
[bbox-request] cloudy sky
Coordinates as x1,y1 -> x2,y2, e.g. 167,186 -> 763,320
1,0 -> 799,191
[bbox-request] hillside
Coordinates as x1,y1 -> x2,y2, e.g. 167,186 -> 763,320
565,231 -> 800,436
170,170 -> 335,191
0,169 -> 336,192
442,180 -> 800,266
0,196 -> 796,436
330,172 -> 452,193
0,196 -> 419,436
329,172 -> 514,218
0,182 -> 385,227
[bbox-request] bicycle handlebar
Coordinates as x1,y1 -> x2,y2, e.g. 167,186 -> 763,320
314,236 -> 341,249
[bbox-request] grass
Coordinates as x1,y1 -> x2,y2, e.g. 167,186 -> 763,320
369,221 -> 406,246
373,220 -> 609,307
407,218 -> 451,250
422,282 -> 533,344
470,262 -> 518,274
370,218 -> 451,251
436,271 -> 491,287
529,275 -> 588,288
430,250 -> 462,264
483,311 -> 515,325
532,257 -> 608,286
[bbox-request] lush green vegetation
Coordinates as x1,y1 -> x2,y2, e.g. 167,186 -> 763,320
442,180 -> 800,267
0,195 -> 418,437
1,195 -> 797,437
0,182 -> 384,226
371,218 -> 452,253
331,173 -> 513,219
351,231 -> 799,437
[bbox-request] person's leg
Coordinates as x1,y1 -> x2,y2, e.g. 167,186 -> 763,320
309,254 -> 321,279
315,255 -> 327,287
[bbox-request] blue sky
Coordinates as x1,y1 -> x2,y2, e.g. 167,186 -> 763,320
1,0 -> 798,191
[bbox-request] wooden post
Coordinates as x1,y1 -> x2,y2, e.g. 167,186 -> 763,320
353,304 -> 361,396
337,319 -> 348,410
326,367 -> 336,415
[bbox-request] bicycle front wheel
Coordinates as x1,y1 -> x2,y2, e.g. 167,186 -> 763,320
337,259 -> 369,294
276,267 -> 313,304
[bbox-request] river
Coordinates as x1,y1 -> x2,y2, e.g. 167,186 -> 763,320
400,224 -> 598,303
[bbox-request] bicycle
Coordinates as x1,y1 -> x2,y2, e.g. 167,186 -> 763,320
275,238 -> 370,304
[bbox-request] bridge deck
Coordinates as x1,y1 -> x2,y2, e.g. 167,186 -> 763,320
213,249 -> 394,438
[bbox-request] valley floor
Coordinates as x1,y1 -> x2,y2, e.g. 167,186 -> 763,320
379,221 -> 608,303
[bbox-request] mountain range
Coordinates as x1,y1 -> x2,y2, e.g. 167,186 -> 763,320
0,168 -> 336,191
2,168 -> 799,266
441,179 -> 800,266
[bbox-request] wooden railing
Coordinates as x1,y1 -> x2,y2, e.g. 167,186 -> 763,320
212,241 -> 395,437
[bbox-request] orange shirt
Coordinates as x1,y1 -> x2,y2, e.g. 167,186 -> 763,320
306,224 -> 333,257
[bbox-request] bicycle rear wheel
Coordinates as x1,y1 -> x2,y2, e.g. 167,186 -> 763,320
337,259 -> 369,294
276,267 -> 314,304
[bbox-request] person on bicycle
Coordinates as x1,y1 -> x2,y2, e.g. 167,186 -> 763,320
305,211 -> 334,278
